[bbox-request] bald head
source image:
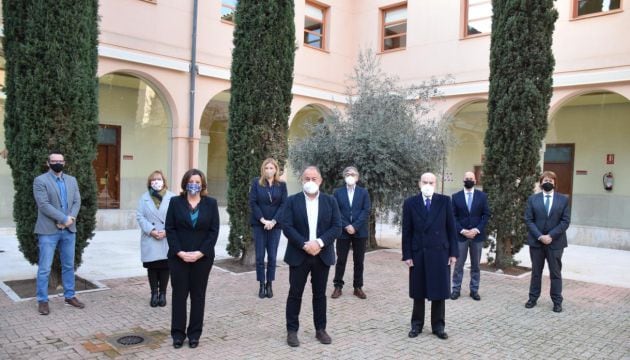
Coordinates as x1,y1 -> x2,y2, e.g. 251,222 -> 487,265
464,171 -> 476,182
419,172 -> 437,187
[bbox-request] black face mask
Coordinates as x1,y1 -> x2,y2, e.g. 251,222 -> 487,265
49,163 -> 64,173
463,180 -> 475,189
541,182 -> 554,192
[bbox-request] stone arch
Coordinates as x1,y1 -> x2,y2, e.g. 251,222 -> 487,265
199,89 -> 230,205
444,98 -> 489,194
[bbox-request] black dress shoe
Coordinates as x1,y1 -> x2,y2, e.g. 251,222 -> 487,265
525,299 -> 537,309
470,292 -> 481,301
553,304 -> 562,313
173,339 -> 183,349
158,292 -> 167,307
450,291 -> 460,300
287,331 -> 300,347
408,327 -> 422,338
150,291 -> 159,307
315,329 -> 332,344
432,330 -> 448,340
189,339 -> 199,348
266,281 -> 273,298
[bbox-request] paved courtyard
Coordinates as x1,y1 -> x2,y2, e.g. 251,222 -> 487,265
0,249 -> 628,359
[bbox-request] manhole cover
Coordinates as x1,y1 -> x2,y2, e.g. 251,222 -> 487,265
116,335 -> 145,346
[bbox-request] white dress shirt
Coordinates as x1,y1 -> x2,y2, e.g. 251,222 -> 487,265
305,192 -> 324,247
347,185 -> 355,206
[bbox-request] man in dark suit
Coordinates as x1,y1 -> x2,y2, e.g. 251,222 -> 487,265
331,166 -> 371,299
524,171 -> 571,313
451,171 -> 490,301
33,150 -> 84,315
281,166 -> 341,347
402,172 -> 457,340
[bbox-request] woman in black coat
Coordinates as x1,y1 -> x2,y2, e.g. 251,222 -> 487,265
166,169 -> 219,349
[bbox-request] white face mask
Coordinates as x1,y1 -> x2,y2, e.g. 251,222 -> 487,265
151,179 -> 164,191
421,184 -> 434,198
345,176 -> 357,186
303,181 -> 319,195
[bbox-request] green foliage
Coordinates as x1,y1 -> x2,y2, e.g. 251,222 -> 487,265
484,0 -> 557,268
290,49 -> 452,229
3,0 -> 99,272
227,1 -> 295,259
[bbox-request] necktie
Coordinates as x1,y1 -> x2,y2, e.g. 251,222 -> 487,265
544,195 -> 551,215
425,197 -> 431,211
466,192 -> 472,212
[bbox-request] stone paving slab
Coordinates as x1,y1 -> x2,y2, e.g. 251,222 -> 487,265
0,250 -> 628,359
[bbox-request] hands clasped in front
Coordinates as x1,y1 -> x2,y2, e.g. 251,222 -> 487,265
539,234 -> 552,245
302,240 -> 322,256
56,216 -> 75,229
260,218 -> 277,231
177,251 -> 204,263
150,229 -> 166,240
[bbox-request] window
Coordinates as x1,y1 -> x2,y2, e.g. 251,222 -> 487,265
304,2 -> 327,49
574,0 -> 621,17
381,4 -> 407,52
464,0 -> 492,37
221,0 -> 237,23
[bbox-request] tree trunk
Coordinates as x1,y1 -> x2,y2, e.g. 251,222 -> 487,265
368,209 -> 377,250
49,256 -> 62,292
240,240 -> 256,267
495,234 -> 513,270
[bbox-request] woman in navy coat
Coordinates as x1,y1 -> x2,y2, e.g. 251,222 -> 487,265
249,158 -> 287,298
166,169 -> 219,349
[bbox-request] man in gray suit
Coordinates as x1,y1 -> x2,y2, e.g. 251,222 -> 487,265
524,171 -> 570,313
34,151 -> 84,315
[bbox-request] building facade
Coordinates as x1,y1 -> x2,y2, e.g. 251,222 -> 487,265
0,0 -> 628,248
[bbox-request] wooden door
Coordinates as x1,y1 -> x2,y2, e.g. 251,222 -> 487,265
94,125 -> 121,209
543,143 -> 574,206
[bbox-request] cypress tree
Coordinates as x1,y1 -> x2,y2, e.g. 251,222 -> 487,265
227,1 -> 295,264
3,1 -> 99,284
484,0 -> 557,269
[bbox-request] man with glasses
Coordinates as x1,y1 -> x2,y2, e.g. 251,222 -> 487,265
331,166 -> 371,300
33,150 -> 84,315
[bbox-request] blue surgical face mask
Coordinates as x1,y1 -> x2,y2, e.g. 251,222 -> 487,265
186,183 -> 202,195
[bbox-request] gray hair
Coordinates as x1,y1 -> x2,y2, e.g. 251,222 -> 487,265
343,166 -> 359,177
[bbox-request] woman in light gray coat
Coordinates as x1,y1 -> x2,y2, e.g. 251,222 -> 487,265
136,170 -> 175,307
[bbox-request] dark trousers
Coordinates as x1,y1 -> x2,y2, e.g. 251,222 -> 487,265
286,256 -> 330,332
411,299 -> 445,333
147,268 -> 170,293
253,226 -> 281,282
168,256 -> 213,341
529,246 -> 564,305
333,236 -> 367,289
451,239 -> 482,293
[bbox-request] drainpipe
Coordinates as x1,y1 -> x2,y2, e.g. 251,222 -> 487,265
188,0 -> 199,169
